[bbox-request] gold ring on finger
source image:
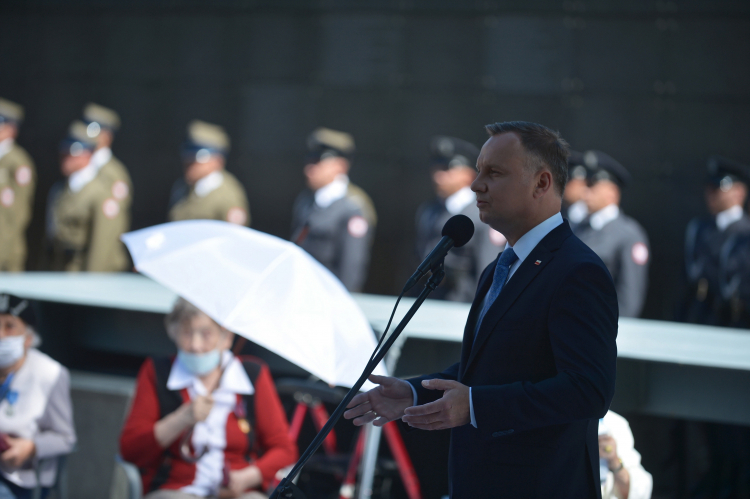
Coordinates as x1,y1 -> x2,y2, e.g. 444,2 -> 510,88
605,445 -> 612,453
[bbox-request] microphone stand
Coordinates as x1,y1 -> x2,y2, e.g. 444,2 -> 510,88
270,263 -> 446,499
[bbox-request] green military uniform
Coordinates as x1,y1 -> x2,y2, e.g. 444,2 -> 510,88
0,98 -> 36,271
46,121 -> 128,272
169,170 -> 250,225
168,120 -> 250,226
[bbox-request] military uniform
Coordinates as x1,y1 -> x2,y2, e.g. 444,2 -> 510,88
415,136 -> 503,302
291,128 -> 376,292
46,122 -> 128,272
680,156 -> 750,327
574,151 -> 650,318
561,150 -> 588,230
168,120 -> 250,226
0,98 -> 36,271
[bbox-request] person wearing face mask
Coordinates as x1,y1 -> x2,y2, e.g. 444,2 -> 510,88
119,298 -> 297,499
44,121 -> 129,271
168,121 -> 250,227
0,293 -> 76,499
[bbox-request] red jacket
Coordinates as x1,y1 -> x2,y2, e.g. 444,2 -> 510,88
120,357 -> 298,493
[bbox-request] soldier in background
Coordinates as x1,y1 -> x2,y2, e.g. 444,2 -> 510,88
0,98 -> 35,271
81,103 -> 132,220
291,128 -> 376,292
562,150 -> 588,230
415,136 -> 504,302
168,120 -> 249,226
680,156 -> 750,326
575,150 -> 650,318
45,121 -> 129,271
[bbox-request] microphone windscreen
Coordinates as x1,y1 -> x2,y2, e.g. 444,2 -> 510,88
442,214 -> 474,247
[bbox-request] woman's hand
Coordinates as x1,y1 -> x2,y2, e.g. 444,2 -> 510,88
219,465 -> 263,497
154,396 -> 214,448
0,437 -> 35,469
185,395 -> 214,425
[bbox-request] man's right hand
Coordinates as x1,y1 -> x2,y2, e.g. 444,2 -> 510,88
344,374 -> 414,426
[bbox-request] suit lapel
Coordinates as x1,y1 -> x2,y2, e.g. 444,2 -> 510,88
462,221 -> 573,376
460,259 -> 496,376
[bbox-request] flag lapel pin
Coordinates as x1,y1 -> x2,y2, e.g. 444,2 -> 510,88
534,260 -> 542,265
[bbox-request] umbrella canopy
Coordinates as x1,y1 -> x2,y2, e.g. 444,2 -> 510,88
122,220 -> 386,388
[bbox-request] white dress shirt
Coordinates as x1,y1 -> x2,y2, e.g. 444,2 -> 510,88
67,161 -> 102,193
166,350 -> 254,497
716,205 -> 744,232
194,171 -> 225,198
589,204 -> 620,231
314,174 -> 349,208
90,147 -> 112,169
0,138 -> 14,161
567,200 -> 588,224
445,186 -> 475,215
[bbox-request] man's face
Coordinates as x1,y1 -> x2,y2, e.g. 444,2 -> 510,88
471,132 -> 535,233
705,182 -> 747,215
563,177 -> 588,204
184,155 -> 224,185
60,151 -> 92,177
432,166 -> 475,199
0,123 -> 17,143
583,179 -> 620,213
304,156 -> 347,191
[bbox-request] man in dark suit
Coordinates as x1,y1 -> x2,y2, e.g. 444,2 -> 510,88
345,121 -> 618,498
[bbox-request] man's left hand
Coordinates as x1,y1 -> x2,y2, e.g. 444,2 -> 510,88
0,437 -> 36,469
401,379 -> 470,430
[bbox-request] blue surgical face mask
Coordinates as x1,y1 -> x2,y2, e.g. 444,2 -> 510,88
177,349 -> 221,376
0,335 -> 26,369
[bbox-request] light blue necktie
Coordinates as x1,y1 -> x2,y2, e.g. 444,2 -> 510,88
475,247 -> 518,338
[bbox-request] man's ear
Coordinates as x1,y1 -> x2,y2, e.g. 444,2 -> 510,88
534,169 -> 553,198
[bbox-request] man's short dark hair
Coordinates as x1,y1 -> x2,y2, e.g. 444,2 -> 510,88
485,121 -> 569,196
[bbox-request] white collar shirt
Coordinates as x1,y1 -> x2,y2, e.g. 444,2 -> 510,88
0,138 -> 14,161
90,147 -> 112,168
445,186 -> 475,215
167,351 -> 254,497
716,205 -> 744,232
314,174 -> 349,208
589,204 -> 620,231
67,161 -> 102,193
193,171 -> 225,198
567,199 -> 589,224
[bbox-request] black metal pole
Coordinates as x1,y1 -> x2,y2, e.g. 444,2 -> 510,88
270,266 -> 445,499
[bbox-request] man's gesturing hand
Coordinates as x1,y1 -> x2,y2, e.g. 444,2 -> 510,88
344,374 -> 414,427
401,379 -> 470,430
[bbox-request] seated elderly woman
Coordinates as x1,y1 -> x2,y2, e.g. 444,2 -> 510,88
0,293 -> 76,499
120,298 -> 298,499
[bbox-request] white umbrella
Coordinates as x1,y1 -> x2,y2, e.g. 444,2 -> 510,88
122,220 -> 386,388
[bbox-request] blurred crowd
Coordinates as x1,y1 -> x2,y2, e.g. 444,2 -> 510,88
2,96 -> 750,329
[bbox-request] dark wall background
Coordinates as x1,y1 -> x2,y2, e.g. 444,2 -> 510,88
2,0 -> 750,320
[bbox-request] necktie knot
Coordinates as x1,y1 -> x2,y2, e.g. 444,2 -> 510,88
497,247 -> 518,268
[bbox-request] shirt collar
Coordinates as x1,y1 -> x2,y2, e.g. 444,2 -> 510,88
445,186 -> 475,215
167,350 -> 254,395
589,204 -> 620,231
314,174 -> 349,208
194,171 -> 225,198
68,161 -> 102,192
505,212 -> 564,267
567,200 -> 588,224
0,138 -> 14,161
90,147 -> 112,168
716,205 -> 744,231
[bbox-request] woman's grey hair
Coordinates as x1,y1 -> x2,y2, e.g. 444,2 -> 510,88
164,297 -> 225,341
26,325 -> 41,348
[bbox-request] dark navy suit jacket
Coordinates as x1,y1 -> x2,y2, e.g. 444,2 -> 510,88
408,220 -> 618,498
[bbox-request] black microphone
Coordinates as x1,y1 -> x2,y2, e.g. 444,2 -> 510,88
404,214 -> 475,292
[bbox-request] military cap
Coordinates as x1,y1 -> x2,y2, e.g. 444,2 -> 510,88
430,136 -> 479,170
0,98 -> 24,124
306,127 -> 355,163
583,150 -> 631,188
567,150 -> 587,180
60,120 -> 98,156
182,120 -> 230,163
83,103 -> 121,136
706,155 -> 750,189
0,293 -> 35,326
